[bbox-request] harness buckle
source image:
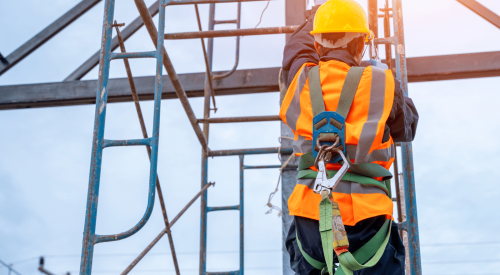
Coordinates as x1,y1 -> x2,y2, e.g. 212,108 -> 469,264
313,148 -> 350,194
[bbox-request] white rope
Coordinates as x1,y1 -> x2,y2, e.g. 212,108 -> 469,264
266,144 -> 295,217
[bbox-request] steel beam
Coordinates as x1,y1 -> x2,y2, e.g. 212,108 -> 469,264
0,0 -> 102,77
64,1 -> 160,81
0,67 -> 280,110
457,0 -> 500,29
2,51 -> 500,110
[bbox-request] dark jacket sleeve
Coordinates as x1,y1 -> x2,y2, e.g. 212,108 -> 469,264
282,15 -> 319,88
386,79 -> 419,142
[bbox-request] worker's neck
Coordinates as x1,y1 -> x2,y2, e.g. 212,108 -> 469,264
319,50 -> 359,67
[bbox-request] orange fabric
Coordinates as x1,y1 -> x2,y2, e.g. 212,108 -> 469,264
280,60 -> 396,225
288,184 -> 393,226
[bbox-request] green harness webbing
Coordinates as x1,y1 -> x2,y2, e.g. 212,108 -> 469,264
297,66 -> 393,275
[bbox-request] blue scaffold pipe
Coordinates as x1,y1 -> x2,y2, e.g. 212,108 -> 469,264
239,155 -> 244,274
110,51 -> 156,59
79,0 -> 116,274
392,0 -> 422,274
102,138 -> 152,148
207,205 -> 240,212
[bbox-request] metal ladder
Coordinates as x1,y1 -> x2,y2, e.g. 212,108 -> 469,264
79,1 -> 287,275
79,0 -> 168,274
372,0 -> 422,274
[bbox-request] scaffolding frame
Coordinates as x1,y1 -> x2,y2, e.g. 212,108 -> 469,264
2,0 -> 500,275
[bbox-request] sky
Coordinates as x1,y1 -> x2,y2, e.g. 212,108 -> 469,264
1,0 -> 500,275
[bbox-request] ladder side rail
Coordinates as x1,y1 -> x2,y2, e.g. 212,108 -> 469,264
213,2 -> 241,80
392,1 -> 422,275
113,22 -> 181,275
80,0 -> 116,273
239,155 -> 244,275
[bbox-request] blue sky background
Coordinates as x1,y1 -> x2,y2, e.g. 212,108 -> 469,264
1,0 -> 500,274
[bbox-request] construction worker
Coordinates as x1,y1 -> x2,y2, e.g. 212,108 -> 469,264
279,0 -> 418,274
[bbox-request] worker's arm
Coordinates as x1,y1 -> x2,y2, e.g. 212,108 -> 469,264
387,79 -> 419,142
282,14 -> 319,89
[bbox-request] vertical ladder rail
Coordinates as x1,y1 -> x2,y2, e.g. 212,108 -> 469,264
79,0 -> 167,274
392,0 -> 422,274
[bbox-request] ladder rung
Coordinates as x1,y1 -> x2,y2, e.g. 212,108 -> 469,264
209,147 -> 293,157
165,25 -> 298,40
207,205 -> 240,212
206,271 -> 240,275
198,115 -> 280,124
214,19 -> 238,24
373,37 -> 395,45
103,138 -> 152,148
244,165 -> 281,169
111,51 -> 156,60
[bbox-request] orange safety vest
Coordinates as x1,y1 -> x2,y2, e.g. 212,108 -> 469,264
279,60 -> 395,226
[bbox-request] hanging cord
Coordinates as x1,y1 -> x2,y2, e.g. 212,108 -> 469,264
266,136 -> 295,216
255,0 -> 271,28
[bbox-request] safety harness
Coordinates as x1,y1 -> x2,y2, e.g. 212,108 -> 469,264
296,65 -> 393,275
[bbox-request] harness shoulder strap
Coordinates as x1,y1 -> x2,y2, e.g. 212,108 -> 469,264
308,65 -> 365,118
308,65 -> 325,117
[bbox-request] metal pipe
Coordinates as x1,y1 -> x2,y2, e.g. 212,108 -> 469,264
200,4 -> 215,274
194,4 -> 217,112
113,22 -> 181,275
79,0 -> 116,273
207,205 -> 240,212
368,0 -> 378,38
239,155 -> 244,273
392,0 -> 421,274
383,0 -> 393,72
121,182 -> 214,275
110,51 -> 156,59
197,115 -> 281,123
134,0 -> 209,153
209,147 -> 293,157
212,2 -> 241,80
165,26 -> 299,40
102,138 -> 152,148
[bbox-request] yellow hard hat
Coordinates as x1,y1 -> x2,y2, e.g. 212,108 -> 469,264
311,0 -> 374,42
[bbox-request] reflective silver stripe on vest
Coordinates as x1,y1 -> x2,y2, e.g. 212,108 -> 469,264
294,140 -> 393,163
355,67 -> 387,164
286,66 -> 309,132
297,179 -> 386,195
294,135 -> 313,155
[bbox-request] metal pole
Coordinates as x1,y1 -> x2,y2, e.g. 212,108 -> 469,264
383,0 -> 393,72
164,26 -> 298,39
197,115 -> 281,123
200,4 -> 216,274
79,1 -> 115,273
239,155 -> 245,275
368,0 -> 379,38
113,22 -> 181,275
392,0 -> 422,274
